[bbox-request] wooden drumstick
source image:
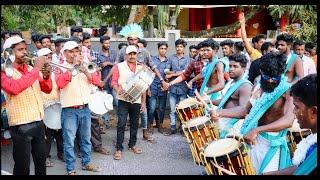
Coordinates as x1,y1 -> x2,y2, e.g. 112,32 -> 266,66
212,163 -> 237,175
203,92 -> 217,115
194,90 -> 210,110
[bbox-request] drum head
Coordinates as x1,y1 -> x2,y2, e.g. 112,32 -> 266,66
176,97 -> 201,109
204,138 -> 240,158
185,116 -> 210,128
43,103 -> 62,129
89,91 -> 113,115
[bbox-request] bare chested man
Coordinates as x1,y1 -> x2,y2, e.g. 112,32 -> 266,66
191,38 -> 227,100
211,52 -> 295,174
208,54 -> 252,138
276,33 -> 304,84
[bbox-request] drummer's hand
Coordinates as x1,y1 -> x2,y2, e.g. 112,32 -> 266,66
140,103 -> 146,113
117,85 -> 125,96
244,128 -> 259,146
210,110 -> 219,122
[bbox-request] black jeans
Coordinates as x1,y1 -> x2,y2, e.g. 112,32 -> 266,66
116,100 -> 141,151
91,117 -> 102,150
9,121 -> 46,175
45,127 -> 63,158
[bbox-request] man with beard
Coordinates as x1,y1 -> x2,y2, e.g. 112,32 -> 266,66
208,54 -> 252,138
211,52 -> 295,174
276,33 -> 304,84
264,74 -> 317,175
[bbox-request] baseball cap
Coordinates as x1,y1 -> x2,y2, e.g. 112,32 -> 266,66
3,36 -> 25,50
125,45 -> 138,54
62,41 -> 79,51
37,48 -> 52,57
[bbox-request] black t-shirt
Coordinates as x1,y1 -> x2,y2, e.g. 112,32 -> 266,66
248,58 -> 261,84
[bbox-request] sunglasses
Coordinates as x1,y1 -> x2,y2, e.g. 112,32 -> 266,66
261,73 -> 281,81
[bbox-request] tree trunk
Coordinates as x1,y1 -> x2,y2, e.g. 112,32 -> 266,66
127,5 -> 138,24
148,6 -> 154,38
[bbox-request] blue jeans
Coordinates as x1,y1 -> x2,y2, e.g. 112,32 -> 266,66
61,105 -> 92,172
140,109 -> 147,129
148,94 -> 167,124
169,93 -> 187,129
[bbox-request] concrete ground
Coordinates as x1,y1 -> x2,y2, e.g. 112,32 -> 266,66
1,111 -> 205,175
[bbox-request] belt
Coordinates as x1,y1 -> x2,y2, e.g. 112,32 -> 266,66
69,104 -> 88,109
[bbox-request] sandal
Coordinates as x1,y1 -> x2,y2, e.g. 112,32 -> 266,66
113,150 -> 122,160
46,158 -> 54,167
128,146 -> 142,154
95,147 -> 110,155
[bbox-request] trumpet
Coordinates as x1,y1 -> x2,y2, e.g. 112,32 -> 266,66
81,61 -> 101,74
24,56 -> 80,76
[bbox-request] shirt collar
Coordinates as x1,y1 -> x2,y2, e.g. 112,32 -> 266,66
13,62 -> 28,72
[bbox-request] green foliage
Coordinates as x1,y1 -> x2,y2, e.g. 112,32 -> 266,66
1,5 -> 130,35
267,5 -> 317,43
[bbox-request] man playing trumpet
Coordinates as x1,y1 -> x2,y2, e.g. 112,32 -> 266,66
55,41 -> 102,175
37,48 -> 65,167
1,36 -> 52,175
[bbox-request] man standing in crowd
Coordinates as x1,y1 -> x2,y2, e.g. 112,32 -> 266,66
276,33 -> 304,84
36,48 -> 64,167
148,42 -> 169,134
56,41 -> 102,175
1,36 -> 52,175
111,45 -> 145,160
164,39 -> 191,135
293,40 -> 316,77
239,14 -> 266,61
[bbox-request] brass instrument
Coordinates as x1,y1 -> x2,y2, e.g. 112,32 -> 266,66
24,56 -> 79,76
1,49 -> 14,77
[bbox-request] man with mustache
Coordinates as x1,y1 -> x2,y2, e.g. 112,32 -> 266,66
264,74 -> 317,175
211,52 -> 295,174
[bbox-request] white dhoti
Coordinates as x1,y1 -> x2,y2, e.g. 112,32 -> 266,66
43,103 -> 62,130
249,132 -> 281,174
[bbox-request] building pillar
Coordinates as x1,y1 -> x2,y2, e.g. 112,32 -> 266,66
205,8 -> 212,30
189,8 -> 196,31
280,15 -> 289,32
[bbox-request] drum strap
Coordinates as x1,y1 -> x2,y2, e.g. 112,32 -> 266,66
199,56 -> 219,95
258,130 -> 292,174
293,147 -> 317,175
217,75 -> 251,109
240,75 -> 291,135
284,52 -> 297,75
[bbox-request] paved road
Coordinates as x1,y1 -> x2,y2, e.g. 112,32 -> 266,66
1,115 -> 204,175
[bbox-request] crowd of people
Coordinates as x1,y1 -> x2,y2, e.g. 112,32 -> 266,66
0,13 -> 317,175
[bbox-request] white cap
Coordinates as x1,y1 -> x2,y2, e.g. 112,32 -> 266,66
3,36 -> 25,50
62,41 -> 79,51
37,48 -> 52,57
125,45 -> 138,54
